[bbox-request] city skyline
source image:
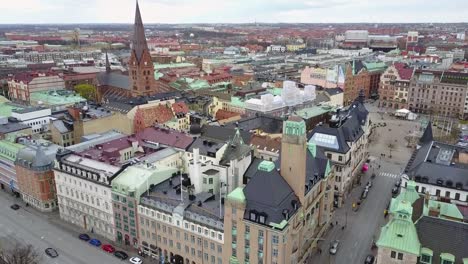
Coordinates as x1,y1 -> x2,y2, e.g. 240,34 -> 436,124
1,0 -> 468,24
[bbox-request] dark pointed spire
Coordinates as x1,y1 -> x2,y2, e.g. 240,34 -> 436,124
419,121 -> 433,145
133,0 -> 149,63
105,51 -> 111,73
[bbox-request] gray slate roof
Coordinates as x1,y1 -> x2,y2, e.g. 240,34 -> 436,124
227,114 -> 284,134
97,72 -> 130,90
200,125 -> 251,143
243,167 -> 299,229
416,216 -> 468,264
52,119 -> 71,134
405,141 -> 468,191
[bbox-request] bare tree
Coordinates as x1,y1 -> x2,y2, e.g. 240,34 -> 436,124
2,242 -> 41,264
387,141 -> 397,158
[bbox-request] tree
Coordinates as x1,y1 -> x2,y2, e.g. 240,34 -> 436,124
387,141 -> 397,158
2,242 -> 41,264
74,84 -> 97,101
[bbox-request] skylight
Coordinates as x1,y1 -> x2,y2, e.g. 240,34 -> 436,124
310,133 -> 339,150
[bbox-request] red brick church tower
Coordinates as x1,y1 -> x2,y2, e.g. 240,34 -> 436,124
128,1 -> 157,97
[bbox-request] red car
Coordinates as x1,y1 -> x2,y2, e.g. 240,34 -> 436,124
101,244 -> 115,253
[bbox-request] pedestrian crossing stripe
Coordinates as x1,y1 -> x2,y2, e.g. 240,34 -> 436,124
378,172 -> 400,178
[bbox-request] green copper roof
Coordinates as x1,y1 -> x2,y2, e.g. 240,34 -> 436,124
0,103 -> 24,117
258,160 -> 275,172
0,96 -> 9,103
378,199 -> 420,255
440,253 -> 455,262
376,216 -> 421,255
296,105 -> 334,119
393,181 -> 421,207
424,200 -> 463,221
230,96 -> 245,107
227,187 -> 245,203
307,142 -> 316,158
420,247 -> 433,257
0,140 -> 25,162
269,219 -> 288,229
324,160 -> 331,178
30,90 -> 86,106
284,117 -> 306,136
463,258 -> 468,264
363,61 -> 387,72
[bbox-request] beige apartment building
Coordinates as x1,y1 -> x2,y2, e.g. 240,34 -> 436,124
408,70 -> 468,119
223,117 -> 335,264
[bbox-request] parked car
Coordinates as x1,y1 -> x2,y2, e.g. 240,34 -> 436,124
114,251 -> 129,260
129,257 -> 143,264
10,204 -> 20,210
89,239 -> 101,247
364,254 -> 375,264
45,248 -> 58,258
392,186 -> 399,195
366,181 -> 372,188
102,244 -> 115,253
79,234 -> 90,241
329,240 -> 339,255
361,189 -> 368,199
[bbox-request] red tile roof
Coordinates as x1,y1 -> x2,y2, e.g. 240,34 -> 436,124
134,104 -> 174,131
394,63 -> 414,80
215,109 -> 241,120
250,134 -> 281,152
171,102 -> 189,114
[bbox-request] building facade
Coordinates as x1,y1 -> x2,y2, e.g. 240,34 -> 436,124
379,63 -> 414,109
223,117 -> 335,264
54,150 -> 120,241
408,70 -> 468,119
15,141 -> 59,212
8,72 -> 65,102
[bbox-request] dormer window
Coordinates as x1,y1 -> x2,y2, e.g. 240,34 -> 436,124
259,214 -> 266,224
249,211 -> 257,221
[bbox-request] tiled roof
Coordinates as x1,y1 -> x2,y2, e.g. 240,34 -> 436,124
134,104 -> 174,131
250,134 -> 281,153
215,109 -> 240,120
171,102 -> 189,114
394,63 -> 414,80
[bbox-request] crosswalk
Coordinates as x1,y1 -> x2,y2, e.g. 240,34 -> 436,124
378,172 -> 400,179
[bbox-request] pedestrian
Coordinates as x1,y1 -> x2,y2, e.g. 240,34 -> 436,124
336,221 -> 338,226
318,247 -> 322,254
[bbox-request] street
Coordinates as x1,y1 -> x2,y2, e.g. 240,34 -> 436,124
0,190 -> 122,264
307,102 -> 415,264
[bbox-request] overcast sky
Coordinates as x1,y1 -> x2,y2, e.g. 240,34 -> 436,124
1,0 -> 467,24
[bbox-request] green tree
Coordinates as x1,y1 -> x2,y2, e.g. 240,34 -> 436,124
74,84 -> 96,101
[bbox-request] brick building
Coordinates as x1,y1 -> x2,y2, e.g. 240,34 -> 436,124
379,63 -> 414,109
15,140 -> 59,212
343,60 -> 387,105
8,72 -> 65,103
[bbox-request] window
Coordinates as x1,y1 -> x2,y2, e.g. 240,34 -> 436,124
338,156 -> 343,162
421,254 -> 432,263
272,235 -> 279,244
273,248 -> 278,257
391,251 -> 396,258
398,252 -> 403,260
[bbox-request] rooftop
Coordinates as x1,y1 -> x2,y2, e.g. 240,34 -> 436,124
30,90 -> 86,106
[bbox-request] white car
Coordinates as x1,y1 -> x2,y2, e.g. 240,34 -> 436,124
129,257 -> 143,264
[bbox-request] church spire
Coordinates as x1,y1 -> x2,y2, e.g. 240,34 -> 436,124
133,0 -> 149,63
105,51 -> 111,73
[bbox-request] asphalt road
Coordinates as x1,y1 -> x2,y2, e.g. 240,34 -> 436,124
307,102 -> 415,264
0,191 -> 122,264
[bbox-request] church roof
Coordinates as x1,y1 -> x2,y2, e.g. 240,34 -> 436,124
132,1 -> 149,63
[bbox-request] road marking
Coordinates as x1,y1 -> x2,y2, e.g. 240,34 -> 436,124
378,172 -> 400,178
